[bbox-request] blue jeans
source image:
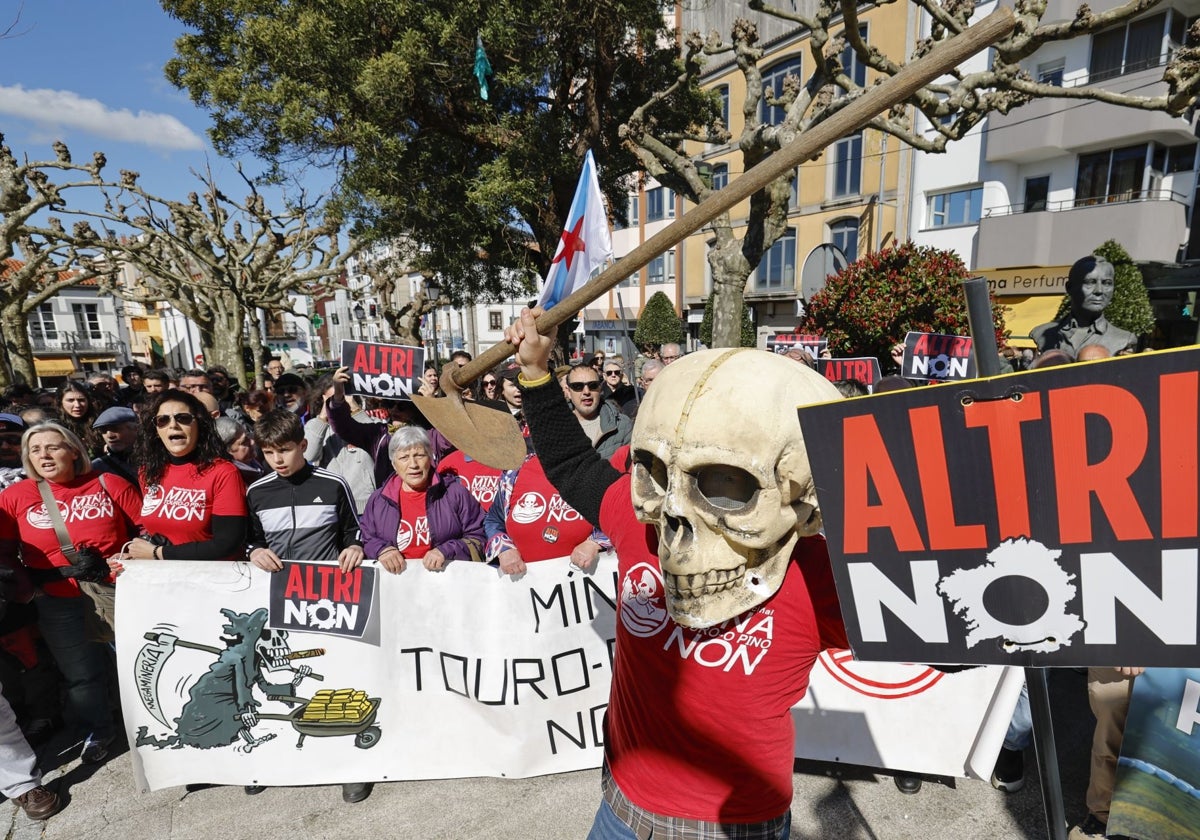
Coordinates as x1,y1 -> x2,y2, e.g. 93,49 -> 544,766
36,595 -> 113,739
587,799 -> 792,840
1004,682 -> 1032,751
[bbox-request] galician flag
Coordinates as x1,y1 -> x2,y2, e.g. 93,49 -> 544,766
536,149 -> 612,312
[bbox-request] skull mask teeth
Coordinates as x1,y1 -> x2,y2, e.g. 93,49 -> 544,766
629,348 -> 839,628
256,628 -> 293,672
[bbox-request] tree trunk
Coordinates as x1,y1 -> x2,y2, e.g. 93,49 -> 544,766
0,304 -> 34,387
707,229 -> 753,349
201,299 -> 247,381
246,313 -> 266,388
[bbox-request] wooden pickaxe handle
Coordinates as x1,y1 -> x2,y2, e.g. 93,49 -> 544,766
447,6 -> 1016,390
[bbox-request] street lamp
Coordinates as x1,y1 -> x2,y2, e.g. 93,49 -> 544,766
424,277 -> 441,365
353,302 -> 366,341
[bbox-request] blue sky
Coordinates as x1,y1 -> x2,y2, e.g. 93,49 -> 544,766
0,1 -> 329,213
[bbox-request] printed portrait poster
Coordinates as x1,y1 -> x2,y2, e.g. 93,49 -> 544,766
1108,668 -> 1200,840
901,331 -> 976,382
340,339 -> 424,399
767,333 -> 828,359
796,347 -> 1200,668
818,357 -> 882,391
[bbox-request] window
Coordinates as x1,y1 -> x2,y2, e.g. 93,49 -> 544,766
1037,58 -> 1065,86
1090,13 -> 1167,82
72,303 -> 101,340
928,187 -> 983,227
1167,143 -> 1197,173
29,303 -> 57,341
760,57 -> 802,126
715,85 -> 730,130
832,132 -> 862,198
840,25 -> 869,88
756,229 -> 796,290
712,163 -> 729,191
614,192 -> 639,230
648,249 -> 675,285
489,310 -> 503,331
789,170 -> 799,210
646,187 -> 674,222
1024,176 -> 1050,213
829,218 -> 858,261
1075,144 -> 1147,204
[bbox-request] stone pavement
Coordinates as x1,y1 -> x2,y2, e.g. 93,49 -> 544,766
2,669 -> 1098,840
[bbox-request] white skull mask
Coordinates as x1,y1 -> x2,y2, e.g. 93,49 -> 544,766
630,348 -> 841,628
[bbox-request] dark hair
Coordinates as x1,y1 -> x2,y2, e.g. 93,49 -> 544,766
566,363 -> 601,384
2,383 -> 35,402
450,350 -> 472,363
143,369 -> 170,386
121,364 -> 143,380
307,374 -> 334,417
238,388 -> 274,411
833,379 -> 870,398
254,409 -> 304,449
181,368 -> 210,382
135,389 -> 228,487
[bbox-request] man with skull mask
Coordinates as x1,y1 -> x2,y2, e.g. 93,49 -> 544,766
506,308 -> 847,839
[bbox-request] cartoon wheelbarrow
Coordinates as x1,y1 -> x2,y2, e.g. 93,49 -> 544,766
253,694 -> 383,750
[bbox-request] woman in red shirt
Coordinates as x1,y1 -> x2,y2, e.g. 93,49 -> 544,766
124,390 -> 248,562
0,422 -> 142,764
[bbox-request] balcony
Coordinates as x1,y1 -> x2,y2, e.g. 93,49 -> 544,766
985,65 -> 1196,164
30,331 -> 124,354
976,190 -> 1188,267
265,322 -> 301,339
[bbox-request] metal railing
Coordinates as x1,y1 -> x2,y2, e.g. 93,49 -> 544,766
29,330 -> 124,353
982,188 -> 1189,218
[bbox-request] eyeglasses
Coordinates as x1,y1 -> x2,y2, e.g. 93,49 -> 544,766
155,412 -> 196,428
482,379 -> 498,388
604,370 -> 622,377
0,434 -> 21,447
568,381 -> 602,393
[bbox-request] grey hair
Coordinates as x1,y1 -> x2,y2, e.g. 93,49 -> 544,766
214,416 -> 249,448
641,359 -> 664,378
21,422 -> 92,479
388,425 -> 432,461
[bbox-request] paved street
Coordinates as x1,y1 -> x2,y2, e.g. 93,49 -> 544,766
2,669 -> 1096,840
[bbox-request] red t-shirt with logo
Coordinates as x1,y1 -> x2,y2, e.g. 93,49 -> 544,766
598,472 -> 847,823
0,473 -> 142,597
396,486 -> 431,560
437,451 -> 501,512
506,456 -> 594,562
139,460 -> 247,559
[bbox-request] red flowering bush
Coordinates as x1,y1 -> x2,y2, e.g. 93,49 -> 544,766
800,241 -> 1006,362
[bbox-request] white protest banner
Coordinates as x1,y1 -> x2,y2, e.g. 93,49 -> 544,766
119,556 -> 1017,791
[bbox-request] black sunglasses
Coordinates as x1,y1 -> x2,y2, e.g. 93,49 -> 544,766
482,379 -> 498,387
604,370 -> 622,376
568,381 -> 602,393
155,412 -> 196,428
0,434 -> 21,446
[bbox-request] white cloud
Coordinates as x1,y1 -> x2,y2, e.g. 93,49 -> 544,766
0,84 -> 206,151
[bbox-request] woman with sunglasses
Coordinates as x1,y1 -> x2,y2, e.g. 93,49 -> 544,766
124,390 -> 248,562
476,374 -> 500,403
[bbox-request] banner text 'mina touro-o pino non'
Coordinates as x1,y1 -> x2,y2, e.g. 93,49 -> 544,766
798,347 -> 1200,668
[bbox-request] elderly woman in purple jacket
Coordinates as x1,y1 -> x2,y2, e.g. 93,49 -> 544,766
361,426 -> 485,573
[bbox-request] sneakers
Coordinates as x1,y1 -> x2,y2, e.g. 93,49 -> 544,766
893,774 -> 922,794
991,747 -> 1025,793
341,782 -> 373,803
80,733 -> 115,764
22,718 -> 56,747
14,786 -> 61,820
1068,814 -> 1107,839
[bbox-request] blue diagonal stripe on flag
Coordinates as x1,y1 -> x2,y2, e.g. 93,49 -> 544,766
537,149 -> 613,312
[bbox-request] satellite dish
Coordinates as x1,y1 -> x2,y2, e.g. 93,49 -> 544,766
800,243 -> 848,301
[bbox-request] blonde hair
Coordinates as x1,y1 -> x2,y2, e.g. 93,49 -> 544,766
21,422 -> 92,480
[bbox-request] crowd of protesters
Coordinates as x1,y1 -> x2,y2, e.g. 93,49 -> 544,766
0,334 -> 1144,832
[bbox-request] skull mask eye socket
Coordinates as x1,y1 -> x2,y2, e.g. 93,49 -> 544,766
694,465 -> 759,510
632,449 -> 669,495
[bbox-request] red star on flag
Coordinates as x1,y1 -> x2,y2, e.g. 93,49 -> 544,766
551,216 -> 586,271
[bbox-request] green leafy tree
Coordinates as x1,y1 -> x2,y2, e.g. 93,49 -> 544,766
162,0 -> 709,302
699,291 -> 755,348
1053,239 -> 1154,339
800,241 -> 1006,364
634,291 -> 685,346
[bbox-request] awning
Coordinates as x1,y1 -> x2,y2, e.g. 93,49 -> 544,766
1001,295 -> 1064,347
34,358 -> 76,376
78,357 -> 116,364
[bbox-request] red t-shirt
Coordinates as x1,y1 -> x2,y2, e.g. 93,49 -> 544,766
506,456 -> 594,562
139,460 -> 247,559
0,473 -> 142,597
396,486 -> 431,560
437,451 -> 501,512
599,473 -> 847,823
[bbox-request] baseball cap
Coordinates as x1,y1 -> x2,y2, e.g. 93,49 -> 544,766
0,413 -> 25,433
273,373 -> 306,391
497,362 -> 522,382
93,406 -> 138,429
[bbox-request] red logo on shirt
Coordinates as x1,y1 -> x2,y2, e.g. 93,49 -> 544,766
619,563 -> 669,637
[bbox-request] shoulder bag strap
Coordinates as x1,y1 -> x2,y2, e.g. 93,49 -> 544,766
35,479 -> 80,563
